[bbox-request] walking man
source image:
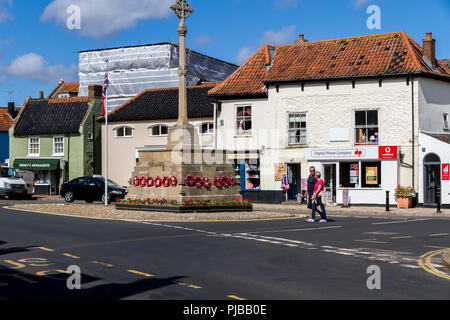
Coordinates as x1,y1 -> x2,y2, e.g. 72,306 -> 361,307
306,166 -> 317,221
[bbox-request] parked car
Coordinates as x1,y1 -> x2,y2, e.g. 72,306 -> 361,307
16,170 -> 35,199
60,176 -> 126,204
0,167 -> 28,199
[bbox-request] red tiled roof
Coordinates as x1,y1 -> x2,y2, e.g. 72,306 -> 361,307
59,82 -> 79,93
0,108 -> 14,132
209,31 -> 450,97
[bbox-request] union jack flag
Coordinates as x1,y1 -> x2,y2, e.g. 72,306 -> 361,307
102,73 -> 109,116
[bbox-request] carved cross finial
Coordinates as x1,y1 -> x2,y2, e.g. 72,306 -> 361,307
171,0 -> 194,20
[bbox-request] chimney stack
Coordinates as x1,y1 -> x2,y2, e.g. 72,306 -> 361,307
423,32 -> 436,67
295,34 -> 308,43
8,102 -> 15,119
88,84 -> 102,101
39,91 -> 44,99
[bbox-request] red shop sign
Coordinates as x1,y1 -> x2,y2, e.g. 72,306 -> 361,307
379,146 -> 398,159
443,164 -> 450,181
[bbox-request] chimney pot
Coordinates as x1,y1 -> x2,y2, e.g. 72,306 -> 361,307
39,91 -> 44,99
423,32 -> 436,67
295,34 -> 308,43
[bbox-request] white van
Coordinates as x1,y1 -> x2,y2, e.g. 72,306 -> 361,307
0,167 -> 28,199
16,170 -> 35,198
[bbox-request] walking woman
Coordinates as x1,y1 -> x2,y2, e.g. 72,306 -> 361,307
307,171 -> 327,223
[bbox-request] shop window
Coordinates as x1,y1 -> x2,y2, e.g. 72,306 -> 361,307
53,137 -> 64,156
339,162 -> 360,188
28,138 -> 40,156
288,113 -> 307,145
355,110 -> 379,145
199,122 -> 214,135
361,162 -> 382,188
236,106 -> 252,135
149,125 -> 169,137
232,158 -> 261,191
115,126 -> 133,138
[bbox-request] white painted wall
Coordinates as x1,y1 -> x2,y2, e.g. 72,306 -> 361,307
418,77 -> 450,134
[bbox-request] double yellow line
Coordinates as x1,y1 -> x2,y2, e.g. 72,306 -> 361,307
418,249 -> 450,280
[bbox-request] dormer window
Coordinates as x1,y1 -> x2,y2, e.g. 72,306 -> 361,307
114,126 -> 133,138
149,125 -> 169,137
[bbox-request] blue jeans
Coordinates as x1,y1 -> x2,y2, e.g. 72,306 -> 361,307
312,197 -> 327,220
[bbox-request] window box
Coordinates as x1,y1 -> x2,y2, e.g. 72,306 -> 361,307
397,197 -> 412,209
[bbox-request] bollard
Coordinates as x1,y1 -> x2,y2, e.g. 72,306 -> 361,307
386,190 -> 390,212
436,186 -> 441,214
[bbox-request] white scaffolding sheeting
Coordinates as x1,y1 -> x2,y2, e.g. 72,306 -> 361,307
78,43 -> 237,112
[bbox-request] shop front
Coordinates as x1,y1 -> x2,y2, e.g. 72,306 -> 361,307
306,146 -> 399,205
13,159 -> 61,195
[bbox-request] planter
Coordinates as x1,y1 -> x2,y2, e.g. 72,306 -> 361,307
396,197 -> 413,209
116,203 -> 253,213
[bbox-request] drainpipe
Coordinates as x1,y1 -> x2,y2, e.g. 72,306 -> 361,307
411,76 -> 415,189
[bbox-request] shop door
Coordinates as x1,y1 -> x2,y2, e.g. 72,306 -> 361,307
287,164 -> 300,201
424,154 -> 441,205
323,164 -> 337,203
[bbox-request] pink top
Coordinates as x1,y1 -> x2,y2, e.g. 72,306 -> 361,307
314,179 -> 324,197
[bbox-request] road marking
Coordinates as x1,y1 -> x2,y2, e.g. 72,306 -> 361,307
423,245 -> 447,249
237,233 -> 314,247
228,295 -> 247,301
92,261 -> 115,267
10,274 -> 37,284
354,239 -> 388,244
176,281 -> 202,289
400,264 -> 421,269
0,282 -> 7,287
418,249 -> 450,280
63,253 -> 80,259
250,226 -> 342,234
36,247 -> 54,252
372,219 -> 430,225
428,233 -> 449,237
391,236 -> 414,239
36,270 -> 68,276
127,270 -> 154,277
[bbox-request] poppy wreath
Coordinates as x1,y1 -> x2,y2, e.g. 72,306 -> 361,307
147,177 -> 155,188
194,176 -> 203,188
227,175 -> 236,186
162,176 -> 171,188
139,177 -> 148,188
185,174 -> 195,187
132,176 -> 140,187
171,176 -> 178,187
203,177 -> 211,188
213,176 -> 222,188
154,176 -> 163,188
220,176 -> 228,187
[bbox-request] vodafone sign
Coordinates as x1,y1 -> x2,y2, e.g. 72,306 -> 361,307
443,164 -> 450,181
378,146 -> 398,160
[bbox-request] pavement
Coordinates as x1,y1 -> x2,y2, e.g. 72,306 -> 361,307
0,202 -> 449,300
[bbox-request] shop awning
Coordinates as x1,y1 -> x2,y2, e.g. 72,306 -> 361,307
13,159 -> 60,171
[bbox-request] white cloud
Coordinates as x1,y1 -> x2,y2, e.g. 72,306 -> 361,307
0,0 -> 13,22
260,25 -> 297,45
352,0 -> 372,8
195,35 -> 213,46
236,46 -> 253,65
41,0 -> 173,40
7,53 -> 77,83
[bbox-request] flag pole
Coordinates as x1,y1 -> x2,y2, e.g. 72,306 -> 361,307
104,59 -> 109,206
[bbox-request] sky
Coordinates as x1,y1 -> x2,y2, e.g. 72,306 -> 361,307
0,0 -> 449,107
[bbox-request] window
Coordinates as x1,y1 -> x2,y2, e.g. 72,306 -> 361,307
199,122 -> 214,135
339,161 -> 382,189
232,158 -> 261,191
355,110 -> 379,145
53,137 -> 64,156
28,138 -> 40,156
361,162 -> 382,188
444,113 -> 449,131
236,106 -> 252,135
288,113 -> 307,145
115,126 -> 133,138
339,162 -> 360,188
150,125 -> 169,137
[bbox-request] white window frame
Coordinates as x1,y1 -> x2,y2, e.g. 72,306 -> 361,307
52,136 -> 64,156
354,109 -> 379,145
443,113 -> 449,131
288,112 -> 307,146
149,125 -> 169,137
198,122 -> 214,135
114,126 -> 134,138
28,137 -> 40,157
235,105 -> 252,136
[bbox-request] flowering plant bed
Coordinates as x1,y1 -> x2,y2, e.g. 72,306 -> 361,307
395,186 -> 416,209
116,198 -> 253,213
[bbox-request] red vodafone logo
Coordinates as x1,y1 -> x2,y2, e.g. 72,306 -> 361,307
443,164 -> 450,181
379,146 -> 398,159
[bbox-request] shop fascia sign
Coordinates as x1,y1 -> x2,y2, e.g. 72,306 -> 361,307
306,147 -> 379,160
18,163 -> 52,169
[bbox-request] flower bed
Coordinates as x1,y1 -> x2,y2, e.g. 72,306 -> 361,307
116,198 -> 253,213
395,186 -> 416,209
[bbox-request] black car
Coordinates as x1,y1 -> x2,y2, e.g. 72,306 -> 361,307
60,176 -> 126,204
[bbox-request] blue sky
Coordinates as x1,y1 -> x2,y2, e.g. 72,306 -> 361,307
0,0 -> 449,107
